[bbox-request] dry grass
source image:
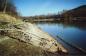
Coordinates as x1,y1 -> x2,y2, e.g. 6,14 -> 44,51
0,13 -> 45,56
0,36 -> 45,56
0,13 -> 59,56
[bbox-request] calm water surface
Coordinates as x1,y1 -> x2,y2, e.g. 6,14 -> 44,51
36,22 -> 86,53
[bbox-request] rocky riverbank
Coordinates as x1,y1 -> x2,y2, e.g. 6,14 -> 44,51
0,13 -> 67,56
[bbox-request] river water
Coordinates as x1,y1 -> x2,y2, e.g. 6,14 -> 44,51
35,22 -> 86,54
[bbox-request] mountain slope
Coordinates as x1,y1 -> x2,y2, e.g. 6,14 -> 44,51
62,5 -> 86,17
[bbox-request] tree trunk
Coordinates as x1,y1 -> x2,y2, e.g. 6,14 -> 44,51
3,0 -> 8,13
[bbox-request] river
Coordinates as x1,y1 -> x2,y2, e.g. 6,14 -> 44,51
35,22 -> 86,55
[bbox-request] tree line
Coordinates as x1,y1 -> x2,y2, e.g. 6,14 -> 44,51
23,5 -> 86,22
0,0 -> 18,16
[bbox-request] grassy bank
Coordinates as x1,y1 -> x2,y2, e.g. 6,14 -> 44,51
0,13 -> 59,56
0,13 -> 45,56
0,36 -> 45,56
0,13 -> 68,56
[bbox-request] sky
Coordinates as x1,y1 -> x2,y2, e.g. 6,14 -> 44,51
13,0 -> 86,16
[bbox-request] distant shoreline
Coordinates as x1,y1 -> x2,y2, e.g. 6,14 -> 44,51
23,18 -> 86,23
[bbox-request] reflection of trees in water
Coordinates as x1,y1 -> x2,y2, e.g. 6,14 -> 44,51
35,21 -> 86,30
63,22 -> 86,30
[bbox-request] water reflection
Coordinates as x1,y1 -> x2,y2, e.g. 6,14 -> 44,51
35,22 -> 86,51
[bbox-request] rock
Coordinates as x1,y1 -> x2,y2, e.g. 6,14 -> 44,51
0,13 -> 67,53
